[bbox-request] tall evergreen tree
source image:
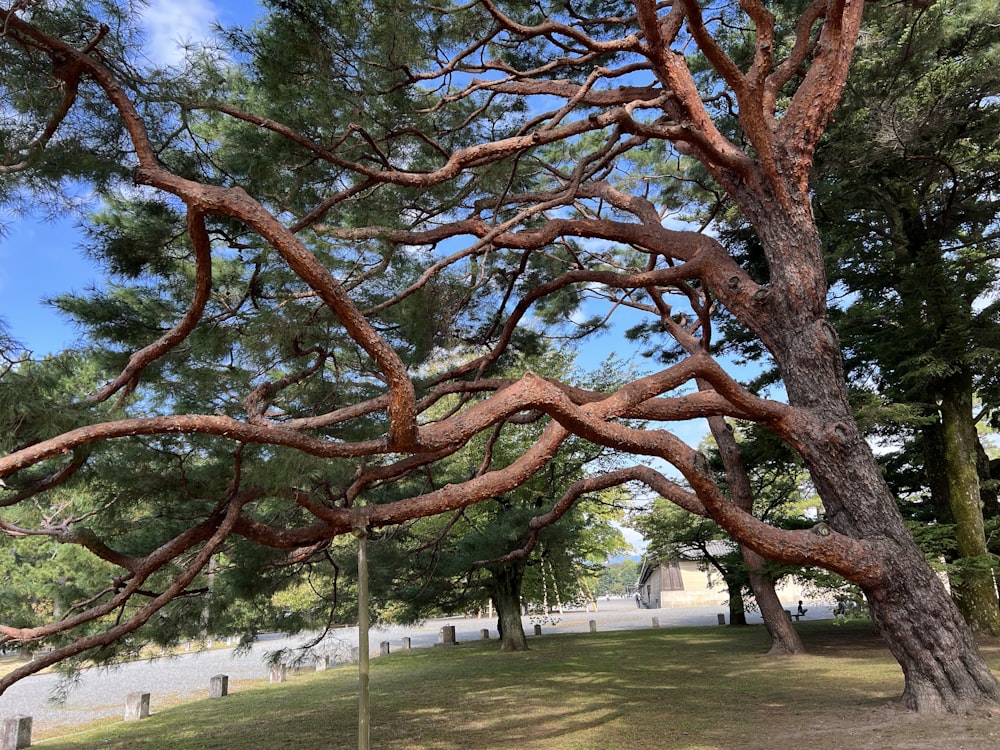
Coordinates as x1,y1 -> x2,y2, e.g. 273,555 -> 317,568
814,0 -> 1000,634
2,0 -> 1000,713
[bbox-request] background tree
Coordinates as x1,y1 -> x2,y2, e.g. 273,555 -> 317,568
813,0 -> 1000,634
595,558 -> 641,598
634,425 -> 817,627
378,352 -> 631,652
385,478 -> 628,652
1,0 -> 998,713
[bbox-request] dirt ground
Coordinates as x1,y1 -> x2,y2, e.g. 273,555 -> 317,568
775,633 -> 1000,750
788,703 -> 1000,750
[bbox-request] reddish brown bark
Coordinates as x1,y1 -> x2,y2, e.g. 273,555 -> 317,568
1,0 -> 997,713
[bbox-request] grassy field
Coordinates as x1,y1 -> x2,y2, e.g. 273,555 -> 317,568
30,621 -> 1000,750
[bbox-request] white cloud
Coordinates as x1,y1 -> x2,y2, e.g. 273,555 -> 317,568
141,0 -> 220,66
617,523 -> 647,555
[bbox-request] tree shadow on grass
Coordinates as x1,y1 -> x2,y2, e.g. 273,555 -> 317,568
378,626 -> 915,749
35,623 -> 1000,750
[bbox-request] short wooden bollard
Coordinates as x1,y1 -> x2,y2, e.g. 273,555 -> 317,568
350,646 -> 359,663
533,624 -> 542,636
1,715 -> 31,750
380,641 -> 391,656
314,655 -> 331,672
269,664 -> 287,683
125,692 -> 150,721
209,674 -> 229,698
717,613 -> 726,625
651,617 -> 660,628
401,637 -> 411,650
437,624 -> 456,646
588,620 -> 597,633
480,628 -> 490,640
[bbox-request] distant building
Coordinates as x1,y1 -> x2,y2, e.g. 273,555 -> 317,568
635,542 -> 807,608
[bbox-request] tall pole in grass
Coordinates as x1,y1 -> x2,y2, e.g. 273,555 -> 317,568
356,528 -> 370,750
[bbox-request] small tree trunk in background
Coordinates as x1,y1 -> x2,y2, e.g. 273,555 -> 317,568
357,531 -> 370,750
975,436 -> 999,520
725,578 -> 747,626
490,563 -> 528,652
744,550 -> 806,655
939,378 -> 1000,636
705,411 -> 805,653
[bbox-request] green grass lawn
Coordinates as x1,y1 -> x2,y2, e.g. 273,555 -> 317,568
31,622 -> 1000,750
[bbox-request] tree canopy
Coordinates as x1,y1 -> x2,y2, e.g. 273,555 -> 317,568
1,0 -> 999,713
814,0 -> 1000,634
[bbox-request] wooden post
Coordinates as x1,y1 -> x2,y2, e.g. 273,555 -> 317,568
380,641 -> 390,656
401,637 -> 411,650
269,664 -> 287,683
589,620 -> 597,633
533,624 -> 542,636
124,692 -> 150,721
1,716 -> 31,750
437,625 -> 456,646
480,628 -> 490,640
718,613 -> 726,625
209,674 -> 228,698
315,655 -> 331,672
651,617 -> 660,628
357,529 -> 370,750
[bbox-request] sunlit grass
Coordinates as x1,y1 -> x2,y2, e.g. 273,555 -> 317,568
32,622 -> 1000,750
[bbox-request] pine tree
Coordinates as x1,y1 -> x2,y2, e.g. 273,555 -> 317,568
2,0 -> 1000,713
814,0 -> 1000,634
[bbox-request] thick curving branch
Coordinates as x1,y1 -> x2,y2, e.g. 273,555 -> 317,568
0,491 -> 250,694
3,11 -> 420,449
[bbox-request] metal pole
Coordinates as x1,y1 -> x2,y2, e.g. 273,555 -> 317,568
357,530 -> 370,750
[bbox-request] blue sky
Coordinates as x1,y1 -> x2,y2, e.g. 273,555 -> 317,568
1,214 -> 91,354
1,0 -> 262,355
0,0 -> 679,381
2,2 -> 739,551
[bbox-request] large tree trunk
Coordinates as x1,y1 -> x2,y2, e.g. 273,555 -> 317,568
741,204 -> 1000,712
938,375 -> 1000,635
789,352 -> 1000,711
489,563 -> 528,652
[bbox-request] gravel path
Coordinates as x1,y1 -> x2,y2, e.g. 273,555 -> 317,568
0,598 -> 831,736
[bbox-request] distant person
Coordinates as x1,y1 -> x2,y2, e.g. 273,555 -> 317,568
797,600 -> 808,617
